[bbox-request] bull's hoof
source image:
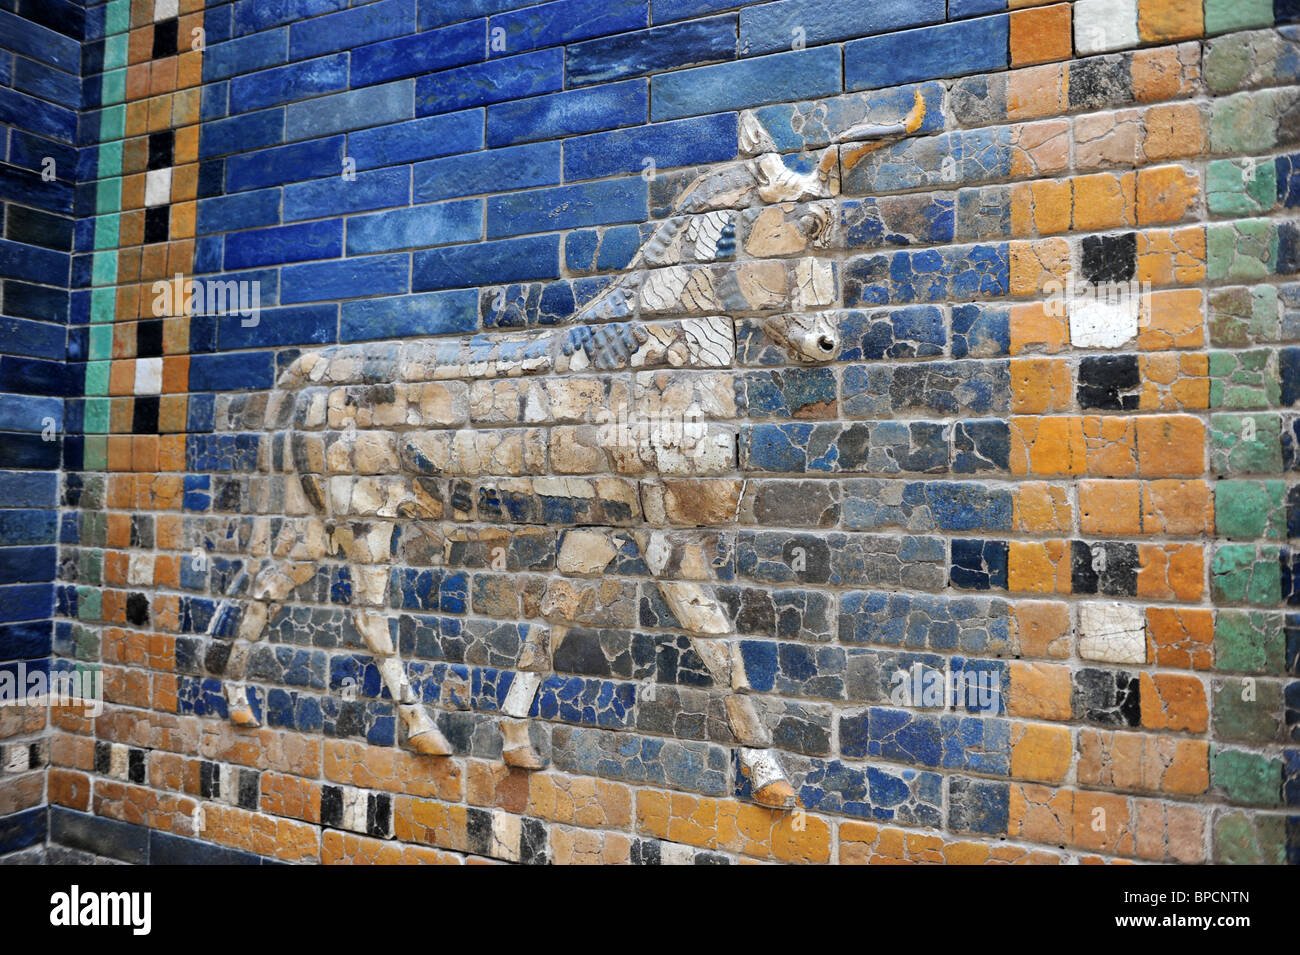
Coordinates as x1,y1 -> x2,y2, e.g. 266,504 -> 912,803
738,748 -> 798,810
401,704 -> 452,756
500,719 -> 548,770
753,778 -> 798,809
408,727 -> 453,757
225,686 -> 261,728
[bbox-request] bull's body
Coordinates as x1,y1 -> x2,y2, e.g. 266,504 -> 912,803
212,97 -> 926,807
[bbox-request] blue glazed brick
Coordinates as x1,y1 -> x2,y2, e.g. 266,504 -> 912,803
290,0 -> 416,59
565,15 -> 737,87
199,108 -> 286,161
948,776 -> 1009,835
0,620 -> 52,660
487,178 -> 646,239
413,235 -> 560,290
218,304 -> 338,349
0,316 -> 68,361
0,394 -> 62,433
348,110 -> 484,170
950,0 -> 1006,15
203,29 -> 290,83
0,88 -> 76,143
651,45 -> 840,121
340,290 -> 479,341
183,475 -> 211,512
797,760 -> 943,826
13,57 -> 80,105
283,167 -> 409,221
413,141 -> 560,202
224,220 -> 343,270
0,472 -> 57,508
0,11 -> 79,73
0,546 -> 55,584
845,15 -> 1009,90
1282,347 -> 1300,406
1279,153 -> 1300,207
741,0 -> 944,56
563,113 -> 736,181
837,306 -> 946,361
196,188 -> 282,235
951,419 -> 1009,472
418,0 -> 529,29
286,80 -> 414,141
651,0 -> 738,22
565,224 -> 649,273
282,255 -> 409,305
531,674 -> 637,728
0,583 -> 54,623
0,239 -> 68,286
415,48 -> 563,116
189,353 -> 275,392
952,304 -> 1010,358
351,20 -> 485,87
950,539 -> 1009,590
232,0 -> 349,36
489,0 -> 649,57
229,54 -> 349,114
187,433 -> 262,472
347,199 -> 483,254
486,79 -> 647,147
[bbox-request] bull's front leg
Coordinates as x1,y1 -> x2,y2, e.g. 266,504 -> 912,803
334,520 -> 453,756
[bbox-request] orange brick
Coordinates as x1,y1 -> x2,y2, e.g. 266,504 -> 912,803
1010,783 -> 1073,844
1072,172 -> 1135,231
1082,415 -> 1138,477
1010,238 -> 1071,295
1072,790 -> 1134,855
1139,672 -> 1208,732
1012,601 -> 1072,658
1136,414 -> 1204,476
1136,542 -> 1204,600
1141,479 -> 1213,534
1014,482 -> 1072,533
1137,289 -> 1204,350
1132,44 -> 1199,102
1011,357 -> 1072,413
1010,4 -> 1073,66
1136,165 -> 1199,225
1010,722 -> 1072,782
1146,607 -> 1213,670
1008,539 -> 1071,594
1143,103 -> 1205,160
1010,301 -> 1068,354
1007,63 -> 1069,120
1011,416 -> 1086,475
1009,661 -> 1073,720
1079,480 -> 1141,535
1138,0 -> 1202,42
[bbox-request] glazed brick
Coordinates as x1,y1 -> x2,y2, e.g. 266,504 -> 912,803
281,255 -> 410,306
285,80 -> 414,141
289,0 -> 417,60
650,46 -> 841,122
563,113 -> 737,181
346,200 -> 483,254
347,110 -> 485,170
232,0 -> 350,37
283,167 -> 410,221
740,0 -> 944,57
350,19 -> 485,87
845,16 -> 1008,90
413,235 -> 560,290
229,54 -> 350,115
486,79 -> 647,147
188,353 -> 276,392
203,29 -> 290,83
340,290 -> 478,342
199,108 -> 287,161
224,220 -> 343,270
0,11 -> 80,73
565,15 -> 737,87
218,304 -> 338,350
415,48 -> 563,116
196,188 -> 282,235
486,178 -> 646,239
413,141 -> 560,203
489,0 -> 649,56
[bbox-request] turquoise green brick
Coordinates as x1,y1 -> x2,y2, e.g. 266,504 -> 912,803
98,141 -> 122,179
91,287 -> 116,324
75,586 -> 102,623
1208,348 -> 1279,408
1210,91 -> 1281,153
77,474 -> 105,511
79,509 -> 106,548
84,361 -> 111,397
105,0 -> 129,35
1213,811 -> 1288,864
1206,158 -> 1277,216
1209,285 -> 1279,346
101,69 -> 125,107
1212,677 -> 1285,741
91,251 -> 117,287
1214,479 -> 1286,539
1204,0 -> 1274,35
1211,544 -> 1282,605
1214,609 -> 1285,673
1207,219 -> 1278,282
104,34 -> 127,70
82,436 -> 107,472
88,325 -> 113,361
93,214 -> 119,251
83,397 -> 110,434
1210,413 -> 1282,473
69,624 -> 100,662
95,177 -> 121,215
76,548 -> 103,587
1211,746 -> 1283,806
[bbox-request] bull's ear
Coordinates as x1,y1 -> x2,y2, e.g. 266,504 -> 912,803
738,110 -> 777,157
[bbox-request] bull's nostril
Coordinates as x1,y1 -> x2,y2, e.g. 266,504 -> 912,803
818,336 -> 836,352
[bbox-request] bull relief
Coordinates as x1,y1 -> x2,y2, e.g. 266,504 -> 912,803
209,94 -> 927,809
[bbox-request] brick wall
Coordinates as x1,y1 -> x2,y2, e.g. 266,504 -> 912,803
0,1 -> 84,857
0,0 -> 1297,864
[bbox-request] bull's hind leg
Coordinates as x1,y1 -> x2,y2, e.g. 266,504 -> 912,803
221,553 -> 318,727
333,520 -> 453,757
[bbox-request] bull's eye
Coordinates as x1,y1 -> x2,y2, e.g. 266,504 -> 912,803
817,336 -> 835,352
